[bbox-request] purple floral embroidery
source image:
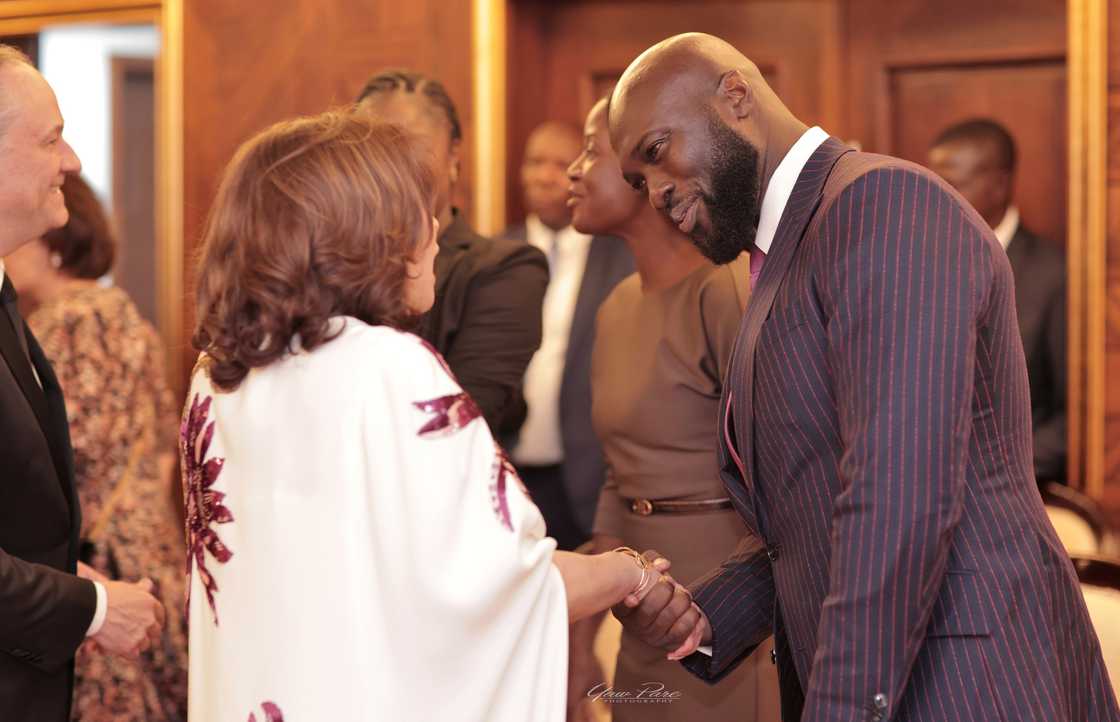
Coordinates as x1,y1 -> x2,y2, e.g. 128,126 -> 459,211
412,337 -> 526,532
248,701 -> 283,722
181,393 -> 233,625
490,448 -> 521,532
414,393 -> 482,438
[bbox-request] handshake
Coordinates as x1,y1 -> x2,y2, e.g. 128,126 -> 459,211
613,549 -> 712,661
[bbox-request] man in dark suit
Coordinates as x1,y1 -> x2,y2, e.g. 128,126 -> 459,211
607,33 -> 1118,721
502,121 -> 633,550
0,46 -> 165,721
929,119 -> 1067,485
357,70 -> 548,434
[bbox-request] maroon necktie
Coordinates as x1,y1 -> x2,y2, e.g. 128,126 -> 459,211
749,245 -> 767,290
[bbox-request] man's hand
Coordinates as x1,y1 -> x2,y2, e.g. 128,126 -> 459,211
90,578 -> 165,659
612,549 -> 710,659
76,561 -> 109,583
666,605 -> 710,661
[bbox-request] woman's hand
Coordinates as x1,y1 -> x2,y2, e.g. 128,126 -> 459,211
553,548 -> 672,622
613,547 -> 671,604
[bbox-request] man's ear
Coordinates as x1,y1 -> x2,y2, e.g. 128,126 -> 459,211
448,138 -> 462,186
717,69 -> 753,121
994,169 -> 1013,202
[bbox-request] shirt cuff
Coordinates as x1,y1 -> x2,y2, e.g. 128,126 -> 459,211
696,645 -> 713,657
85,581 -> 107,637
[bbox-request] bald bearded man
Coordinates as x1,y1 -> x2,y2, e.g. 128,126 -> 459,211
607,33 -> 1117,722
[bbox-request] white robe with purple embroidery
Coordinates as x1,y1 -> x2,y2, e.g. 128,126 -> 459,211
181,318 -> 567,721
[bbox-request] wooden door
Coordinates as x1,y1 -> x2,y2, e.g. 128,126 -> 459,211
846,0 -> 1067,244
505,0 -> 844,226
111,55 -> 156,324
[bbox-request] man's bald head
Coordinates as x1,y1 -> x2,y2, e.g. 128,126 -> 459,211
521,120 -> 582,230
928,119 -> 1016,228
607,33 -> 805,264
609,33 -> 769,147
526,120 -> 581,152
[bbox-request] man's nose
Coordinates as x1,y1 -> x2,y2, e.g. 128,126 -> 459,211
61,139 -> 81,174
648,177 -> 673,212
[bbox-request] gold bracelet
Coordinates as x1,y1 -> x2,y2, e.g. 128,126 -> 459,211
613,546 -> 653,597
613,546 -> 649,568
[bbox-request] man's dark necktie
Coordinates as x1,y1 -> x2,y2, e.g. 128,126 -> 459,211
0,276 -> 48,424
1,277 -> 33,368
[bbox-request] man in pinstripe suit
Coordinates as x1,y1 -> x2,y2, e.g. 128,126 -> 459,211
607,33 -> 1118,721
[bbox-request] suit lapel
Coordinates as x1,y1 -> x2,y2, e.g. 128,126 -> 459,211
0,308 -> 51,435
1005,226 -> 1030,276
434,220 -> 472,298
563,236 -> 612,379
731,138 -> 853,507
1004,226 -> 1032,340
25,328 -> 79,525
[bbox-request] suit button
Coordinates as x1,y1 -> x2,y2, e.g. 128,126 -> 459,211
770,648 -> 777,665
766,545 -> 781,561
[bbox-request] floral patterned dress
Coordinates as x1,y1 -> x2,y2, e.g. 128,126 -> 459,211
182,318 -> 567,721
28,283 -> 188,722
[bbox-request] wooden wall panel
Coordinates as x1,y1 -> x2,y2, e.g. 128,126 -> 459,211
180,0 -> 474,375
505,0 -> 844,226
845,0 -> 1067,148
1100,0 -> 1120,509
845,0 -> 1068,243
889,60 -> 1067,244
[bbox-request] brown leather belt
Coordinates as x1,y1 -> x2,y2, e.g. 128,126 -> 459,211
624,497 -> 734,516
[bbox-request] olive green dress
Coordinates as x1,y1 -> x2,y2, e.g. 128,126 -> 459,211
591,254 -> 780,722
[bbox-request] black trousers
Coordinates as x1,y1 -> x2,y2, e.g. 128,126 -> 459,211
515,463 -> 589,551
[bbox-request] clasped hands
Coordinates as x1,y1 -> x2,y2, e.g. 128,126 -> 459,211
612,548 -> 711,661
77,561 -> 166,659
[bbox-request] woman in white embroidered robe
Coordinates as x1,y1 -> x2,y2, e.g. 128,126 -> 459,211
181,111 -> 662,722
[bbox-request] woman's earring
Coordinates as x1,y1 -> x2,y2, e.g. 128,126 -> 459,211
50,253 -> 62,269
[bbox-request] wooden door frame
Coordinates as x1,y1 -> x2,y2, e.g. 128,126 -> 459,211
110,54 -> 155,324
1067,0 -> 1108,495
0,0 -> 185,393
472,0 -> 507,236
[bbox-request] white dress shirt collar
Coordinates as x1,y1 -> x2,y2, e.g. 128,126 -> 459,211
525,213 -> 554,250
513,214 -> 592,466
754,126 -> 830,255
992,205 -> 1019,251
525,214 -> 591,255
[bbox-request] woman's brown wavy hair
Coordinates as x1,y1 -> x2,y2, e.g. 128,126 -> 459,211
192,109 -> 434,392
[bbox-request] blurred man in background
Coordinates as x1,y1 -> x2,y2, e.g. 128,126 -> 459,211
503,121 -> 633,550
930,119 -> 1067,485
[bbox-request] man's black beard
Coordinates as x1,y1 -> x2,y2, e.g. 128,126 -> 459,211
690,114 -> 762,265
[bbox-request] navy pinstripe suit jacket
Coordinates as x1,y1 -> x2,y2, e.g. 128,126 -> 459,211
683,138 -> 1119,722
